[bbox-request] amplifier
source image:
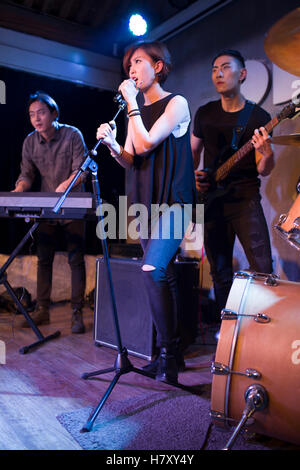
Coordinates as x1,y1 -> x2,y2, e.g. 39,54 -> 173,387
94,257 -> 199,360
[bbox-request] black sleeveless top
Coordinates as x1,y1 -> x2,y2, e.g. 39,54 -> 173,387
131,94 -> 196,212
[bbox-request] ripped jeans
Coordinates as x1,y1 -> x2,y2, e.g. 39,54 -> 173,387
139,204 -> 190,349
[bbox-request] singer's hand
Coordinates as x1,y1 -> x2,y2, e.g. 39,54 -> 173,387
96,121 -> 117,147
118,79 -> 139,103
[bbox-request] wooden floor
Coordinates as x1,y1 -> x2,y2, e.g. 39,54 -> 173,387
0,303 -> 216,450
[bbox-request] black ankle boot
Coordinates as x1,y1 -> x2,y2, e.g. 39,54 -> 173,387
142,354 -> 160,376
155,347 -> 178,384
142,349 -> 185,377
71,308 -> 85,334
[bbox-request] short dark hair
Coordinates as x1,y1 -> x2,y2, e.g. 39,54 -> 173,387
28,91 -> 59,120
123,40 -> 172,84
212,49 -> 246,69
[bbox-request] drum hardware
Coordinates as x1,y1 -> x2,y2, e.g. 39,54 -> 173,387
210,410 -> 255,428
275,226 -> 300,250
292,217 -> 300,228
210,410 -> 226,423
276,214 -> 300,228
222,385 -> 269,451
286,233 -> 300,251
221,308 -> 271,323
264,275 -> 279,286
278,213 -> 287,225
210,410 -> 237,425
211,362 -> 262,380
235,270 -> 279,286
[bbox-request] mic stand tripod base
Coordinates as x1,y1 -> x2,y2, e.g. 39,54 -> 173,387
80,347 -> 183,433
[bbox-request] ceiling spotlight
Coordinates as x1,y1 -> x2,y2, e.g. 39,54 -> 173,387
129,14 -> 147,36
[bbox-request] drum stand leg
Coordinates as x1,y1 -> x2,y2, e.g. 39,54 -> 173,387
222,384 -> 268,451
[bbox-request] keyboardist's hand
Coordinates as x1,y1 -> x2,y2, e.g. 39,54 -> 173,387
11,181 -> 30,192
55,173 -> 82,193
55,182 -> 69,193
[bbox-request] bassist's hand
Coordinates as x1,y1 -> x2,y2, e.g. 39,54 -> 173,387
195,170 -> 210,192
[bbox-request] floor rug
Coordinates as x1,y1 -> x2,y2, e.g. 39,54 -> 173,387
56,389 -> 295,451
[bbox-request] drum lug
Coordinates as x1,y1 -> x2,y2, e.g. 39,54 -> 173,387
210,410 -> 227,423
264,274 -> 279,287
234,270 -> 253,279
220,309 -> 238,320
254,313 -> 271,323
211,361 -> 261,379
211,362 -> 230,375
286,232 -> 300,250
234,270 -> 279,285
210,410 -> 236,428
277,213 -> 287,225
293,217 -> 300,228
221,309 -> 270,323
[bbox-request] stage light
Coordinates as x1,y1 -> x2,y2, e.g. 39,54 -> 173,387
129,14 -> 147,36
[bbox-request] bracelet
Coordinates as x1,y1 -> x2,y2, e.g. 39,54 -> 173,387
128,112 -> 141,118
110,145 -> 123,159
127,108 -> 140,117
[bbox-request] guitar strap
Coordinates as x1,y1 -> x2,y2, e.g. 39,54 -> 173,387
231,99 -> 255,151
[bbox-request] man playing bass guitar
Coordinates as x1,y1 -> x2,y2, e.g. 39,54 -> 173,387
191,49 -> 274,318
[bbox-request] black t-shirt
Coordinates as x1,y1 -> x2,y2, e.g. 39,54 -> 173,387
193,99 -> 271,198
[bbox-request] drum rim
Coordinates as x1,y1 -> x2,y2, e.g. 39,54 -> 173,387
224,274 -> 253,422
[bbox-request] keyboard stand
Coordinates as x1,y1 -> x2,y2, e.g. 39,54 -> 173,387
0,220 -> 60,354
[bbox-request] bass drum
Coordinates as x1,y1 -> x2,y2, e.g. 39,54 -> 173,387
211,271 -> 300,446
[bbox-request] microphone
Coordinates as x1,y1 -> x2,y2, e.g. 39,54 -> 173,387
113,79 -> 142,106
113,92 -> 124,104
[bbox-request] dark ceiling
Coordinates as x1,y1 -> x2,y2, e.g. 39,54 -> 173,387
0,0 -> 200,57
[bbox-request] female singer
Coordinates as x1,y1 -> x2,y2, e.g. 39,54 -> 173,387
96,41 -> 196,383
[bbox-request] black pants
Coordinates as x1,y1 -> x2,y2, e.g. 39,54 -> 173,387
36,220 -> 86,310
204,195 -> 273,316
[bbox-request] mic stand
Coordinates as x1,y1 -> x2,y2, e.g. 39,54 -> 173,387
54,97 -> 192,434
